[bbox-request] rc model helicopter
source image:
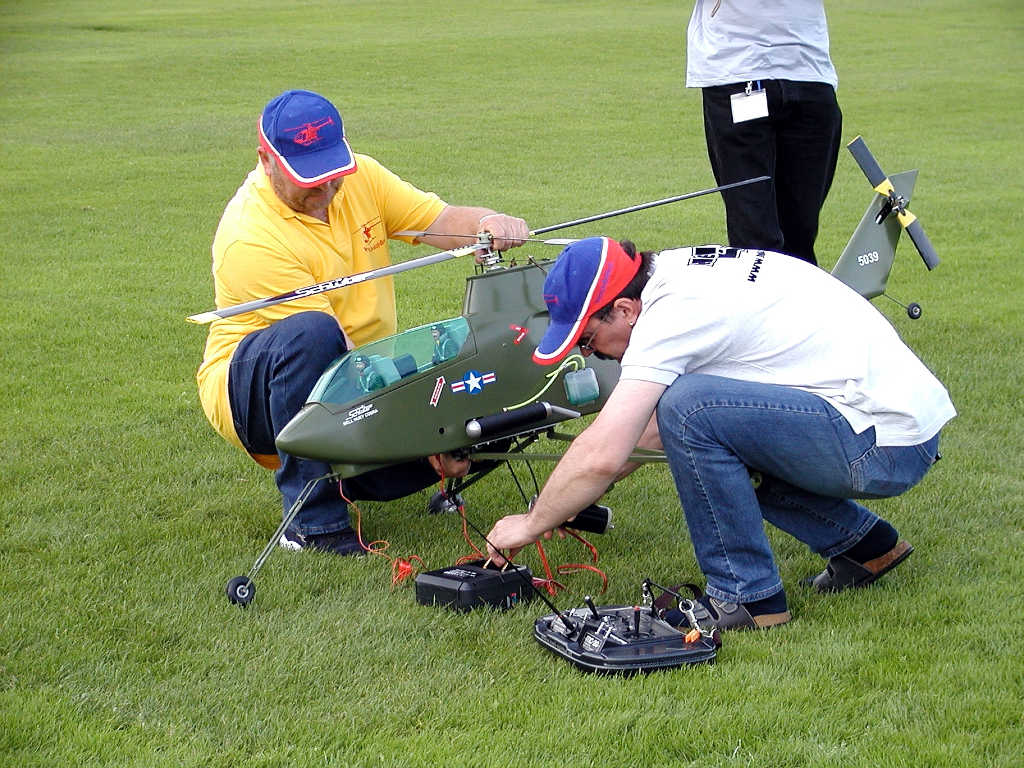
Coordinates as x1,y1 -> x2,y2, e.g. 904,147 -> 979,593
188,137 -> 940,610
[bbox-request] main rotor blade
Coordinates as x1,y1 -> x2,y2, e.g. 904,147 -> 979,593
401,177 -> 770,242
186,177 -> 769,324
186,242 -> 487,324
531,176 -> 770,235
394,232 -> 578,246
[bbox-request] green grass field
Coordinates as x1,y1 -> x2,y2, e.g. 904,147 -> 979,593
2,1 -> 1022,766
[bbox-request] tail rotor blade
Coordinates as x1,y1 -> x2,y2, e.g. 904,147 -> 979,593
850,136 -> 940,270
847,136 -> 891,193
903,216 -> 941,270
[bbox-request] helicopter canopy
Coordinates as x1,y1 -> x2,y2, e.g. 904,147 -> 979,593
307,316 -> 473,406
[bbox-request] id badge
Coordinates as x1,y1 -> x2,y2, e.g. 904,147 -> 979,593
730,83 -> 769,123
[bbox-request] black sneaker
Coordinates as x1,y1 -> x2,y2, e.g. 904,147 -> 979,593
426,490 -> 464,515
279,527 -> 365,557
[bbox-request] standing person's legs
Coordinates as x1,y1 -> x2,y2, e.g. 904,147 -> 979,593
701,84 -> 784,254
656,375 -> 936,606
772,80 -> 843,265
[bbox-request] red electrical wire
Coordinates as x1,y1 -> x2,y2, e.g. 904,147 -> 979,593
531,540 -> 566,596
342,460 -> 608,593
340,486 -> 424,587
555,563 -> 608,593
562,528 -> 599,563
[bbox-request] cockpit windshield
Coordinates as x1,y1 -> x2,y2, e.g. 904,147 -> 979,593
308,317 -> 473,405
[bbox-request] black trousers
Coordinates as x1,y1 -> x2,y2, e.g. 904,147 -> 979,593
701,80 -> 842,265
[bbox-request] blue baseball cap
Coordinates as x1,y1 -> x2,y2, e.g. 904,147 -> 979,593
533,237 -> 641,365
258,89 -> 357,187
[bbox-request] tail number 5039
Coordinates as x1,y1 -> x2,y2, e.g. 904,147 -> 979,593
857,250 -> 880,267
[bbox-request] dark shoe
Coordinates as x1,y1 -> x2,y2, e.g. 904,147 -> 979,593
808,539 -> 913,593
655,585 -> 790,631
426,490 -> 464,515
279,527 -> 365,557
690,595 -> 791,631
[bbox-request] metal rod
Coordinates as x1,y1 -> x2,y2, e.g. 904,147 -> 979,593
531,176 -> 771,235
246,472 -> 336,580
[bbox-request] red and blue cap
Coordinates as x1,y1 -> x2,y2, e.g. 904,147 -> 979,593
259,89 -> 357,188
532,237 -> 641,365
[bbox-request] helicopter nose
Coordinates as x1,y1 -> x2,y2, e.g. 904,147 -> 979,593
275,403 -> 341,462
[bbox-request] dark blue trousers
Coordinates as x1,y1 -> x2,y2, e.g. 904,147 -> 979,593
701,79 -> 842,266
227,311 -> 438,535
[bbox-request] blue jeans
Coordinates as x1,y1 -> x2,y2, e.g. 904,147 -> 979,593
228,312 -> 438,535
655,374 -> 940,604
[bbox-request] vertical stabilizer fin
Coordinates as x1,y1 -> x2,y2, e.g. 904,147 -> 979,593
832,169 -> 918,299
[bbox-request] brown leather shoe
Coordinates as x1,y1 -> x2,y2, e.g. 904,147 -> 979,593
809,540 -> 914,593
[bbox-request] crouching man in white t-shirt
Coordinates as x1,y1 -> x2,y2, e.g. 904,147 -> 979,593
486,237 -> 955,632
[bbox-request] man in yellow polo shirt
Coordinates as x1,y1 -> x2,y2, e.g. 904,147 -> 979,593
197,89 -> 529,556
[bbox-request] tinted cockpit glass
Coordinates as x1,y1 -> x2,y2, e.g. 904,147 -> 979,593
307,317 -> 473,405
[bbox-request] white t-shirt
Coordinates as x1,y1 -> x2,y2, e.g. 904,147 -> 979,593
619,247 -> 956,446
686,0 -> 838,89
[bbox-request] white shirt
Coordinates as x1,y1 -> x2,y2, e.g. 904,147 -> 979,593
686,0 -> 838,89
619,248 -> 956,446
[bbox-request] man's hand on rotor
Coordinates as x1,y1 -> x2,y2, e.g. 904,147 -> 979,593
423,206 -> 528,256
477,213 -> 529,252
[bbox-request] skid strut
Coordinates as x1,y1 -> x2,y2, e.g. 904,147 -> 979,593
225,472 -> 337,606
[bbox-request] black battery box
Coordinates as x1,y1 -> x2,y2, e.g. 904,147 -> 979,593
415,559 -> 534,612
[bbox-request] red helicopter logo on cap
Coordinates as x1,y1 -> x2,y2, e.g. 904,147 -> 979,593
285,117 -> 334,146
